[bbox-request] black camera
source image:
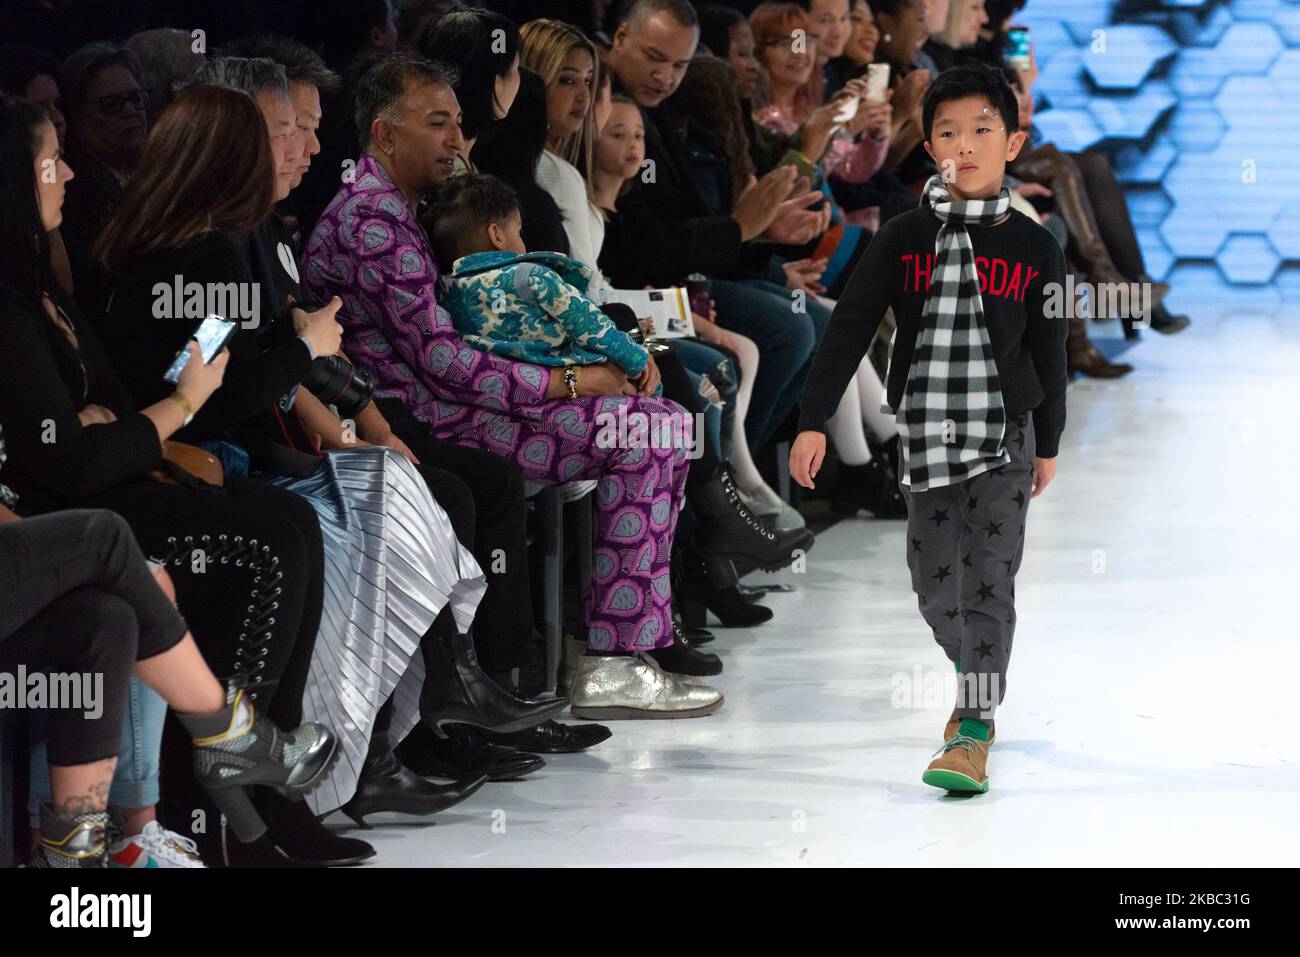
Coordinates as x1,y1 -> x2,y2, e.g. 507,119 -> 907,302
286,294 -> 375,419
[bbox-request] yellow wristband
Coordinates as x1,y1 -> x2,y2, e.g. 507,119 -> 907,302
168,390 -> 195,423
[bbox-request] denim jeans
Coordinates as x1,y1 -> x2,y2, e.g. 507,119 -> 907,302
28,677 -> 166,825
710,279 -> 832,451
673,338 -> 734,458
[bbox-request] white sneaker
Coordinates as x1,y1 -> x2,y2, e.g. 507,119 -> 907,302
109,820 -> 206,868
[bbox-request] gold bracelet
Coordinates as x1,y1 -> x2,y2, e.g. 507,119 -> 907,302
564,366 -> 579,399
168,390 -> 195,422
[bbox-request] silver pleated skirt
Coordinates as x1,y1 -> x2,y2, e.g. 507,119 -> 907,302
268,448 -> 486,813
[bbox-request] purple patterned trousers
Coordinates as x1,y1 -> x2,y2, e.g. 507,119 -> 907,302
430,394 -> 692,653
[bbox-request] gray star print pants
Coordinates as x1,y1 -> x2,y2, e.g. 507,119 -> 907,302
898,412 -> 1036,722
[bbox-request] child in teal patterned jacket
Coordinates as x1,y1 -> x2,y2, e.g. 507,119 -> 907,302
428,174 -> 651,386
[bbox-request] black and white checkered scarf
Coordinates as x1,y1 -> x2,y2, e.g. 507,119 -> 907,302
882,174 -> 1011,492
0,422 -> 17,508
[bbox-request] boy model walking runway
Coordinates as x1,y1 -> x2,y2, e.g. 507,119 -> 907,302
790,64 -> 1068,794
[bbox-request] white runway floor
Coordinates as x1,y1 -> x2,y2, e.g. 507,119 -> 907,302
339,309 -> 1300,867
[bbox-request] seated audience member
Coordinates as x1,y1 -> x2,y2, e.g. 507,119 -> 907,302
801,0 -> 854,96
0,497 -> 336,869
474,68 -> 573,255
304,53 -> 729,718
0,44 -> 78,295
751,2 -> 891,209
124,28 -> 205,125
59,44 -> 149,253
0,94 -> 340,867
432,173 -> 653,385
417,6 -> 522,173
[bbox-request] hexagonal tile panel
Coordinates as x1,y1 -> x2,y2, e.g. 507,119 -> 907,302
1114,140 -> 1178,185
1029,107 -> 1104,153
1216,234 -> 1281,284
1082,25 -> 1178,90
1086,82 -> 1176,140
1025,0 -> 1300,299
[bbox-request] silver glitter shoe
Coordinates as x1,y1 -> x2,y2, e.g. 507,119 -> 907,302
568,653 -> 724,720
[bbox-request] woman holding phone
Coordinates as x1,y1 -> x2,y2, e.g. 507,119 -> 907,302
0,94 -> 347,868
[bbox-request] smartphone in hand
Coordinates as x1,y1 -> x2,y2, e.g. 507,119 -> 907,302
163,314 -> 237,383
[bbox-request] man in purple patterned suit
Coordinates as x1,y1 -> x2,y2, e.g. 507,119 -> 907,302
303,54 -> 724,720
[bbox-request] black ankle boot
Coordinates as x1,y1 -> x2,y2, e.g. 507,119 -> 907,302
647,620 -> 723,676
341,730 -> 488,828
831,459 -> 907,518
693,468 -> 814,572
420,631 -> 568,737
674,546 -> 773,628
176,687 -> 338,844
262,792 -> 377,863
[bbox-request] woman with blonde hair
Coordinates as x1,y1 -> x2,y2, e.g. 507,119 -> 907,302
521,18 -> 605,272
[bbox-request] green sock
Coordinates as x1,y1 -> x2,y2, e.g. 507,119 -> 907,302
958,718 -> 990,742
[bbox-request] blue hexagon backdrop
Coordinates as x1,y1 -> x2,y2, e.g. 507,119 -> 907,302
1023,0 -> 1300,311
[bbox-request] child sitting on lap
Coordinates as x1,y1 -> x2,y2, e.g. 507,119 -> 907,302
426,173 -> 652,391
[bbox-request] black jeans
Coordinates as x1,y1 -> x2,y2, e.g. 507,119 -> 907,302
0,510 -> 187,766
375,397 -> 533,673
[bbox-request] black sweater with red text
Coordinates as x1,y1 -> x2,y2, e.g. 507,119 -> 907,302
798,206 -> 1069,458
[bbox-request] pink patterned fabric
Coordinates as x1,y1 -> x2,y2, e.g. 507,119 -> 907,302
302,155 -> 690,652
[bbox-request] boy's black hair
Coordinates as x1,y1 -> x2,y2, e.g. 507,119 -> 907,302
921,62 -> 1020,142
424,172 -> 520,274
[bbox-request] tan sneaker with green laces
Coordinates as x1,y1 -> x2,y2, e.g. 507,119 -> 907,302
922,734 -> 991,793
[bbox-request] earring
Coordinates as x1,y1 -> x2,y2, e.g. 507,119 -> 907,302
882,32 -> 891,43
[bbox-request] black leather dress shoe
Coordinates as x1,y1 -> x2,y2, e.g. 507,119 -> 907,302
483,719 -> 612,753
398,724 -> 545,781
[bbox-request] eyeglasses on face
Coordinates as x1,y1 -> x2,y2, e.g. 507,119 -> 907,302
96,88 -> 151,115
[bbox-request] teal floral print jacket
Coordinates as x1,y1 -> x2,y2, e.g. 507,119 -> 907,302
441,250 -> 649,376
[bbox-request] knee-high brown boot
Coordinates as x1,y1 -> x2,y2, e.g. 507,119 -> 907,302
1068,309 -> 1133,378
1012,146 -> 1131,303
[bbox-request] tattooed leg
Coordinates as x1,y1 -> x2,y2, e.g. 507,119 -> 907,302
48,758 -> 117,817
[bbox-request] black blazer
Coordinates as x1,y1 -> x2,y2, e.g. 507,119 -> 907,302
0,281 -> 161,512
96,230 -> 314,445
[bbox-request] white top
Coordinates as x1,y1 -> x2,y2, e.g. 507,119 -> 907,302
535,149 -> 612,300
